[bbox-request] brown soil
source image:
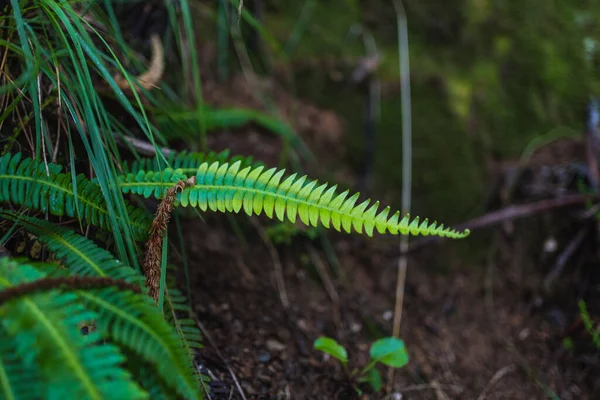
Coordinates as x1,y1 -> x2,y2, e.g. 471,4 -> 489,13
173,74 -> 599,400
183,213 -> 596,400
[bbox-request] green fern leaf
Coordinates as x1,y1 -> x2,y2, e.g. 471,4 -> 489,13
118,161 -> 470,239
77,288 -> 200,399
0,325 -> 43,400
0,209 -> 143,284
0,258 -> 148,400
0,153 -> 151,240
0,212 -> 201,399
124,356 -> 173,400
163,285 -> 203,367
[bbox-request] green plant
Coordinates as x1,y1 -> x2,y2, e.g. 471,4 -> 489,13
0,1 -> 470,398
313,336 -> 409,393
0,149 -> 467,397
1,152 -> 470,240
0,212 -> 201,399
579,299 -> 600,350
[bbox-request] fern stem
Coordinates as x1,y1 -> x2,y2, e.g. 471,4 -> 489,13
0,276 -> 141,306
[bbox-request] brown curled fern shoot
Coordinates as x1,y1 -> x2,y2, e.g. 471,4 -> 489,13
119,160 -> 471,239
143,176 -> 197,301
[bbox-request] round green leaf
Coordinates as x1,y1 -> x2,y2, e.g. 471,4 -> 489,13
313,336 -> 348,364
369,337 -> 409,368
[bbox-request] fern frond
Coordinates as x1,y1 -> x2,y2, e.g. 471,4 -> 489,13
0,153 -> 151,240
0,210 -> 143,284
163,285 -> 203,372
0,325 -> 43,400
125,149 -> 262,176
119,161 -> 470,239
0,258 -> 147,400
0,212 -> 201,398
76,287 -> 200,399
124,356 -> 173,400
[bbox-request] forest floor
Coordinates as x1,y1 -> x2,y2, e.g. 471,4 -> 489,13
172,71 -> 598,400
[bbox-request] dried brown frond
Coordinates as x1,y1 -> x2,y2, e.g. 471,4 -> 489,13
143,176 -> 196,302
115,33 -> 164,91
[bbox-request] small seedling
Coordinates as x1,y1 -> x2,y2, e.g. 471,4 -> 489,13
313,336 -> 409,393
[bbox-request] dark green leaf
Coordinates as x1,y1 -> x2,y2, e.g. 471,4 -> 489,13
368,368 -> 382,392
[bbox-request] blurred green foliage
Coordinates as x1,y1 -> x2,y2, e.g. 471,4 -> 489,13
258,0 -> 600,222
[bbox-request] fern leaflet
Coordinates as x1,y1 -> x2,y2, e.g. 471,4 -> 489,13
0,259 -> 147,400
0,325 -> 42,400
76,288 -> 200,399
0,209 -> 143,284
118,161 -> 470,239
0,153 -> 151,240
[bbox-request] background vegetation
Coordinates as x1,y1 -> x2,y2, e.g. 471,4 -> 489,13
1,0 -> 600,398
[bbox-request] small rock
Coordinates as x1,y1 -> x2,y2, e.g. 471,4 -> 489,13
518,328 -> 530,340
297,319 -> 309,332
350,322 -> 362,333
266,339 -> 286,352
383,310 -> 394,321
544,237 -> 558,253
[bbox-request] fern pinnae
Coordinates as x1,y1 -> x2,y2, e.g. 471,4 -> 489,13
0,210 -> 143,284
119,160 -> 470,239
76,288 -> 200,399
0,259 -> 147,400
0,212 -> 200,398
0,276 -> 142,306
0,153 -> 151,240
0,325 -> 43,400
163,285 -> 203,369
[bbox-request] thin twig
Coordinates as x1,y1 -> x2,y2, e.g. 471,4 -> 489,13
543,226 -> 589,292
407,194 -> 600,253
306,244 -> 342,336
113,133 -> 175,157
392,382 -> 463,394
360,30 -> 380,192
476,364 -> 516,400
38,73 -> 50,177
431,380 -> 450,400
585,98 -> 600,190
389,0 -> 411,392
195,320 -> 248,400
237,0 -> 243,24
